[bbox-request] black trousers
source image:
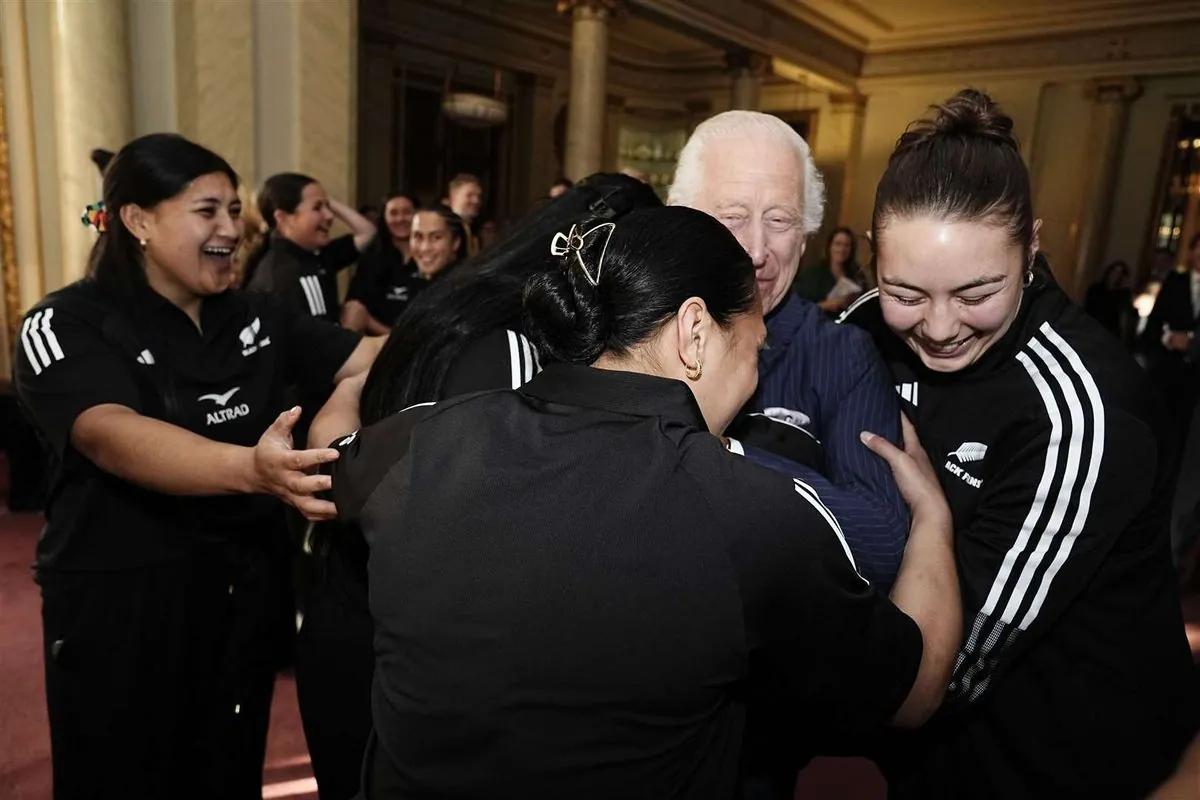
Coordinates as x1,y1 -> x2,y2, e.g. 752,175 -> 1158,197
295,574 -> 375,800
41,542 -> 290,800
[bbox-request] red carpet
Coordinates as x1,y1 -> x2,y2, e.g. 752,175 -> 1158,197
0,514 -> 318,800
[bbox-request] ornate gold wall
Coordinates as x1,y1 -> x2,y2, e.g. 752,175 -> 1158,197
0,57 -> 17,377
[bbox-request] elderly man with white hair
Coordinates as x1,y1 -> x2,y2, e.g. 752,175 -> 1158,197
669,108 -> 911,797
670,112 -> 908,583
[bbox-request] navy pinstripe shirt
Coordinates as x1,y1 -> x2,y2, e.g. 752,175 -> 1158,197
735,293 -> 908,589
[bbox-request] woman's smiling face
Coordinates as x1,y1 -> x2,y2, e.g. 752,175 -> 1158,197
876,216 -> 1037,373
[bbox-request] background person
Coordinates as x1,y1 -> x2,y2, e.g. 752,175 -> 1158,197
793,225 -> 866,315
447,173 -> 484,256
241,172 -> 376,322
1084,259 -> 1136,343
342,191 -> 420,334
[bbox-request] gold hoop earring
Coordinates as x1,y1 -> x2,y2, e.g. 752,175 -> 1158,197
685,362 -> 703,381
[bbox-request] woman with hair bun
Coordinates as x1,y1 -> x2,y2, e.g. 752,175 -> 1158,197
842,89 -> 1197,798
297,173 -> 660,799
321,205 -> 963,798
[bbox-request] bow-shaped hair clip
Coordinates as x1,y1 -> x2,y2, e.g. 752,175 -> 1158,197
549,222 -> 616,288
81,201 -> 108,234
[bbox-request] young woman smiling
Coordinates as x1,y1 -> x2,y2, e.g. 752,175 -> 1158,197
241,172 -> 376,322
14,134 -> 382,800
842,89 -> 1196,799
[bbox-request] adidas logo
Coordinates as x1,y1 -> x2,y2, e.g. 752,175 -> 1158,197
136,349 -> 155,365
895,382 -> 919,406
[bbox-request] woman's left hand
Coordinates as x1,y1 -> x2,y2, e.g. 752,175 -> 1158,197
252,407 -> 341,521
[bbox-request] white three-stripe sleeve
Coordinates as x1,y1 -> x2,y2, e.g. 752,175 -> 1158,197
1020,325 -> 1106,627
20,309 -> 69,375
300,276 -> 326,316
950,324 -> 1105,701
298,276 -> 318,315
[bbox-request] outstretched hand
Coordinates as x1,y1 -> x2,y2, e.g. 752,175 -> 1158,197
860,415 -> 949,521
253,407 -> 341,521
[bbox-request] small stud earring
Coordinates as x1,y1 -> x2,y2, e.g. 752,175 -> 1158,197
138,238 -> 148,248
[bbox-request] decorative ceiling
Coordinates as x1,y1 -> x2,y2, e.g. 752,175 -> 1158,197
778,0 -> 1200,51
364,0 -> 1200,96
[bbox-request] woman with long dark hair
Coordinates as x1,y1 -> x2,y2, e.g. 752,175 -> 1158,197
794,225 -> 864,314
13,134 -> 382,800
295,173 -> 660,799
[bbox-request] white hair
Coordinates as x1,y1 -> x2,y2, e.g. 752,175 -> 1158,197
668,110 -> 825,236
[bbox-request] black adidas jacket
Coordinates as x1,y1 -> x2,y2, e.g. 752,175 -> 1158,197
843,276 -> 1197,798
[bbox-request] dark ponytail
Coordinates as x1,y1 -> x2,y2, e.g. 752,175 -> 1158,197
873,89 -> 1033,255
240,172 -> 316,288
87,134 -> 237,297
523,206 -> 758,366
90,148 -> 115,176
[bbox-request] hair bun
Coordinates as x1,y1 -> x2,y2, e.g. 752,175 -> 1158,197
522,256 -> 606,366
936,89 -> 1018,149
896,89 -> 1020,156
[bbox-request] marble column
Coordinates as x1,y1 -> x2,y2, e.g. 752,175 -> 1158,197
560,0 -> 619,182
254,0 -> 357,203
49,0 -> 133,285
1071,77 -> 1141,298
128,0 -> 257,182
726,52 -> 769,111
174,1 -> 256,183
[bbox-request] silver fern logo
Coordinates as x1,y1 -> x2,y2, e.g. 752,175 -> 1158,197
948,442 -> 988,463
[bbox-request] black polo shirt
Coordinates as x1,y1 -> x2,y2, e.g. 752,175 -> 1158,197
346,245 -> 432,328
331,364 -> 922,798
318,326 -> 543,612
246,233 -> 360,322
13,278 -> 361,572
